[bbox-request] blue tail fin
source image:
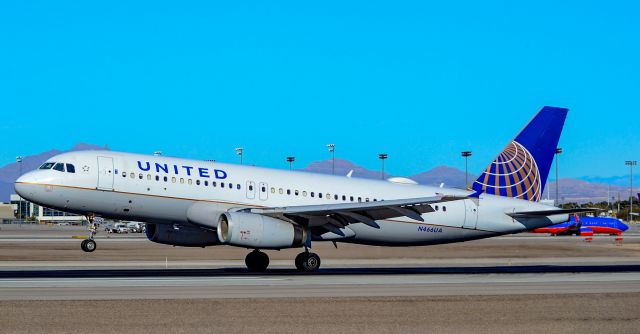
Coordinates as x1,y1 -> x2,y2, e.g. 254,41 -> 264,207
472,106 -> 568,201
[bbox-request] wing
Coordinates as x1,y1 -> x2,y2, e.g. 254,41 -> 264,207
245,195 -> 466,235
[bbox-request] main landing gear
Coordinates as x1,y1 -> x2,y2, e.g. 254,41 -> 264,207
295,251 -> 321,272
243,249 -> 322,272
81,214 -> 97,253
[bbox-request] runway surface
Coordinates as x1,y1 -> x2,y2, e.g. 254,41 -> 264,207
1,266 -> 640,300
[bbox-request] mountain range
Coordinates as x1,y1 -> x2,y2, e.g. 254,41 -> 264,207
1,144 -> 637,204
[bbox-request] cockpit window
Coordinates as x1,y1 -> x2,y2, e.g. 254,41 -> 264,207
52,163 -> 65,172
39,162 -> 55,170
66,164 -> 76,173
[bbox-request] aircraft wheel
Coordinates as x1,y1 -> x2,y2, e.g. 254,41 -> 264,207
301,253 -> 321,272
295,252 -> 307,271
81,239 -> 96,253
245,250 -> 269,272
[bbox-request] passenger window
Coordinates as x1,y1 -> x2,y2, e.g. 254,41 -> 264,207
53,163 -> 65,172
303,191 -> 307,197
204,181 -> 209,186
155,175 -> 160,181
130,173 -> 135,179
188,179 -> 193,185
228,183 -> 232,189
295,190 -> 299,196
342,195 -> 346,201
443,206 -> 447,212
326,193 -> 330,199
350,196 -> 354,202
139,173 -> 143,179
221,182 -> 225,188
287,189 -> 291,195
172,177 -> 176,183
373,198 -> 377,202
271,187 -> 275,194
196,180 -> 200,186
163,176 -> 168,182
279,188 -> 283,194
212,182 -> 217,187
123,172 -> 127,178
435,205 -> 439,211
66,164 -> 76,173
39,162 -> 55,170
358,197 -> 362,202
261,186 -> 266,192
180,178 -> 184,184
319,193 -> 323,198
147,174 -> 151,180
237,184 -> 241,190
334,195 -> 338,200
311,192 -> 315,197
249,185 -> 253,191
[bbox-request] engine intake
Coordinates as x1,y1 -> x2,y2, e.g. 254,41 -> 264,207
217,212 -> 305,249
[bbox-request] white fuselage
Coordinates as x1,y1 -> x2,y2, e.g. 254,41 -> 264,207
15,150 -> 568,247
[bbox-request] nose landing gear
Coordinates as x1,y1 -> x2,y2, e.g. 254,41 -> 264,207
81,214 -> 97,253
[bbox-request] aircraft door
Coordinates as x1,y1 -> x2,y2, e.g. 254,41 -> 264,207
462,199 -> 478,229
246,181 -> 256,199
97,156 -> 114,191
259,182 -> 268,201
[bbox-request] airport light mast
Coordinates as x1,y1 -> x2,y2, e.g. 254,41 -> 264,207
461,151 -> 472,189
555,148 -> 562,206
626,160 -> 637,222
16,156 -> 23,221
327,144 -> 335,175
286,156 -> 295,171
235,147 -> 244,165
378,153 -> 388,180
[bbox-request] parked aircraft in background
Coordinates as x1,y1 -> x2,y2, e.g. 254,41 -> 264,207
530,215 -> 628,236
15,106 -> 590,272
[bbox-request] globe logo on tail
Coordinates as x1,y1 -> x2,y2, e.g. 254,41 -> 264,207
474,141 -> 542,201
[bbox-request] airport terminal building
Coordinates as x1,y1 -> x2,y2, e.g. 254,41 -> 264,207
9,194 -> 85,224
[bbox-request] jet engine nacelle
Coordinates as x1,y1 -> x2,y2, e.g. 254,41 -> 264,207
217,212 -> 305,249
146,223 -> 221,247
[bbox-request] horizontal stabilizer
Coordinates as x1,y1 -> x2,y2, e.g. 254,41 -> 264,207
508,208 -> 597,218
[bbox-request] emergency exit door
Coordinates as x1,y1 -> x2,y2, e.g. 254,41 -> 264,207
97,156 -> 114,191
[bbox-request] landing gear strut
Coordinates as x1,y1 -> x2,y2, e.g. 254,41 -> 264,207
295,251 -> 321,272
245,250 -> 269,272
81,214 -> 97,253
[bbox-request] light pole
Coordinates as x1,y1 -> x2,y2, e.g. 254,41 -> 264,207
286,156 -> 295,171
555,148 -> 562,206
378,153 -> 388,180
235,147 -> 244,165
16,156 -> 23,221
326,144 -> 335,175
461,151 -> 472,189
626,160 -> 637,222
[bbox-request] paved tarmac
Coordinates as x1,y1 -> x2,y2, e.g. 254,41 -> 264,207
1,224 -> 639,333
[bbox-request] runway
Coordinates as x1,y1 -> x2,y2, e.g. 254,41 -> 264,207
1,266 -> 640,300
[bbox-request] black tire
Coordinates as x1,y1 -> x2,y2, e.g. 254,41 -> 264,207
302,253 -> 321,272
245,251 -> 269,272
80,239 -> 88,252
83,239 -> 97,252
295,252 -> 308,271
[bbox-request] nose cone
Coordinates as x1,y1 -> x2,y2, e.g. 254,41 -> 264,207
619,221 -> 629,232
14,171 -> 37,199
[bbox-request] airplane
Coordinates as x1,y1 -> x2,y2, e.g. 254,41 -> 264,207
530,214 -> 628,236
14,106 -> 591,272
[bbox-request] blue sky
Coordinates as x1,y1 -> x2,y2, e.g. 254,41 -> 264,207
1,1 -> 638,179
